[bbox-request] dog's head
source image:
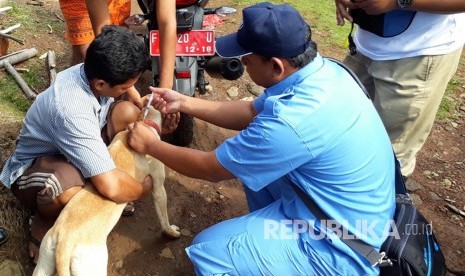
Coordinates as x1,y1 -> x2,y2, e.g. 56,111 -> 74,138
142,106 -> 162,135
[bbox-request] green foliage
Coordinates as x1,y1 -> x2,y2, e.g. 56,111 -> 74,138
437,77 -> 463,120
8,2 -> 65,37
0,75 -> 31,114
1,2 -> 63,117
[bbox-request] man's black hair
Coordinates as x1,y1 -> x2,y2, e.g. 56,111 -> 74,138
84,25 -> 150,87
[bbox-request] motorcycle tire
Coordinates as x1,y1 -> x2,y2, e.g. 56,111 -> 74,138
197,78 -> 207,94
169,113 -> 194,147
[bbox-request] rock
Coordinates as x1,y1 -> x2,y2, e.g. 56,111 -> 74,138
0,260 -> 23,276
451,122 -> 458,128
180,228 -> 191,237
159,247 -> 175,259
405,178 -> 423,192
444,126 -> 455,132
410,194 -> 423,206
423,170 -> 432,177
226,86 -> 239,97
429,192 -> 441,201
443,178 -> 452,189
205,84 -> 213,92
114,260 -> 124,269
423,170 -> 438,179
240,96 -> 254,101
246,82 -> 265,96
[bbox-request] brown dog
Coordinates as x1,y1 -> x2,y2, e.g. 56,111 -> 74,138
33,107 -> 180,276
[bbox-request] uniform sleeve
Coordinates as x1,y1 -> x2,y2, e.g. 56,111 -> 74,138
215,115 -> 310,191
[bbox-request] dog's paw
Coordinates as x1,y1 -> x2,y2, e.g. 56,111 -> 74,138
163,225 -> 181,239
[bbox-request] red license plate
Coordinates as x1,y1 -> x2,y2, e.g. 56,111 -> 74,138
150,30 -> 215,57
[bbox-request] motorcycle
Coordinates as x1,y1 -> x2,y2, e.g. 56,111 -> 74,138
126,0 -> 244,146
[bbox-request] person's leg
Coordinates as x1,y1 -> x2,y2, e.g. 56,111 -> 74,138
370,47 -> 463,177
71,44 -> 89,65
343,52 -> 375,100
104,100 -> 141,144
58,0 -> 95,65
11,155 -> 86,263
186,199 -> 369,275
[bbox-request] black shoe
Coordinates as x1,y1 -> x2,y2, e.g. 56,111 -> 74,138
0,227 -> 8,246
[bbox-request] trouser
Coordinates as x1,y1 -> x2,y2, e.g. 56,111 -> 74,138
11,101 -> 122,210
343,47 -> 463,177
185,181 -> 375,276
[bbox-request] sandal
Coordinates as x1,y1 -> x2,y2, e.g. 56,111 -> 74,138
28,214 -> 42,264
0,227 -> 8,246
122,201 -> 135,217
29,234 -> 41,249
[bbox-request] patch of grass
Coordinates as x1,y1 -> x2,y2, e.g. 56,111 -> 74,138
22,64 -> 50,91
1,2 -> 64,116
0,74 -> 32,114
8,2 -> 65,38
437,77 -> 463,120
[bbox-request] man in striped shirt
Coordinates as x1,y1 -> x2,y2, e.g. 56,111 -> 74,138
0,26 -> 153,264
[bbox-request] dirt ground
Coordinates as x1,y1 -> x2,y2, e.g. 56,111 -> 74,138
0,0 -> 464,275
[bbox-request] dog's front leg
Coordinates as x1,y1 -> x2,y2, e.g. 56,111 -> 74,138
150,162 -> 181,238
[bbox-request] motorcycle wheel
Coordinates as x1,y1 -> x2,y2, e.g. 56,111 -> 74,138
168,113 -> 194,147
197,70 -> 208,94
197,79 -> 207,94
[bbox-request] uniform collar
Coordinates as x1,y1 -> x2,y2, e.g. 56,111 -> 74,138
264,53 -> 324,96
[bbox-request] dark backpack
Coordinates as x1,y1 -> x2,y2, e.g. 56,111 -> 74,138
350,9 -> 416,38
346,9 -> 416,55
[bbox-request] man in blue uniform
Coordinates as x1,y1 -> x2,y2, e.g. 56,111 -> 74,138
127,3 -> 396,275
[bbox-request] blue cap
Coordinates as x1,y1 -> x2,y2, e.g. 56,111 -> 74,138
215,2 -> 310,58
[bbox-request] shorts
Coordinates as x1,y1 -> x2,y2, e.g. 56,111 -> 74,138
11,155 -> 86,210
59,0 -> 131,45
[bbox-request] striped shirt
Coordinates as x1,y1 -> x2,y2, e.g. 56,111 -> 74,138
0,64 -> 115,188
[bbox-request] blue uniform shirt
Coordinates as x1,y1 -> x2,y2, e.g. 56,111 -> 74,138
216,55 -> 395,271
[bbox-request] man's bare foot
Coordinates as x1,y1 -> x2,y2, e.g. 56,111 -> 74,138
29,214 -> 54,264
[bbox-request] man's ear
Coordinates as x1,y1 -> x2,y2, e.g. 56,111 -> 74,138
91,79 -> 107,93
270,57 -> 285,79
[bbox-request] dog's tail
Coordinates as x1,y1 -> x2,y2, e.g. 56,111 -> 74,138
55,232 -> 74,276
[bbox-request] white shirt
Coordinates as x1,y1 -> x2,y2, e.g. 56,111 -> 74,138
354,12 -> 465,60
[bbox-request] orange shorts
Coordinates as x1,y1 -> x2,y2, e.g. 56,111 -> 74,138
59,0 -> 131,45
